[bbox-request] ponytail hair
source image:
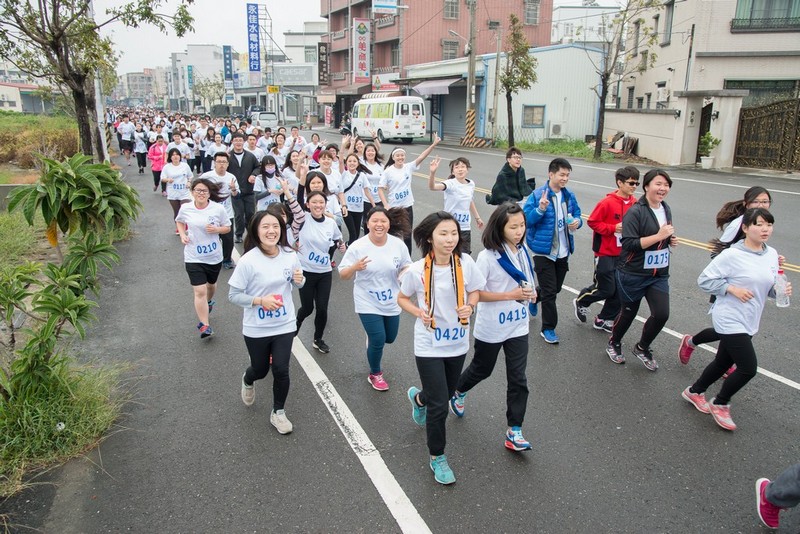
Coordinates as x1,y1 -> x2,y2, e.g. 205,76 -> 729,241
715,186 -> 771,230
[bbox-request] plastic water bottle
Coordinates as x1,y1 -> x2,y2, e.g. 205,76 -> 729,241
566,214 -> 576,234
775,269 -> 790,308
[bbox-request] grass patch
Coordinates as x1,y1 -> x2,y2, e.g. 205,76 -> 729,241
0,211 -> 38,270
0,110 -> 79,169
495,138 -> 614,163
0,358 -> 127,498
0,165 -> 39,185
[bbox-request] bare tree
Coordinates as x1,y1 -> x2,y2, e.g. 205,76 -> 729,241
498,14 -> 538,147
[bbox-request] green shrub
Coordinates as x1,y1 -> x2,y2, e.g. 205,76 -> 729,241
495,138 -> 614,162
0,111 -> 79,168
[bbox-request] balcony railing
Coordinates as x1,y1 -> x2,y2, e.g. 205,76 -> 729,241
332,72 -> 347,81
332,29 -> 346,40
376,15 -> 395,28
730,17 -> 800,31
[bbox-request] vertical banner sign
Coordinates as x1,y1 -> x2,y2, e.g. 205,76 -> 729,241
186,65 -> 194,89
352,18 -> 370,84
318,42 -> 329,85
325,106 -> 332,128
223,45 -> 233,80
246,4 -> 261,72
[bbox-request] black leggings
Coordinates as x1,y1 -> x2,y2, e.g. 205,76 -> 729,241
152,170 -> 162,189
344,210 -> 363,245
690,333 -> 757,405
220,218 -> 234,262
403,206 -> 413,253
692,327 -> 719,346
416,354 -> 466,456
610,287 -> 670,349
135,152 -> 147,169
243,332 -> 295,410
296,270 -> 332,341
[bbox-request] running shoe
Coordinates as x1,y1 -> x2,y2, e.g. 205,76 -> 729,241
368,372 -> 389,391
540,329 -> 559,344
161,191 -> 167,197
573,298 -> 589,323
504,426 -> 532,451
429,454 -> 455,485
198,322 -> 213,339
679,334 -> 695,364
633,344 -> 658,371
681,387 -> 710,414
593,317 -> 614,333
407,386 -> 426,426
756,478 -> 782,529
723,364 -> 736,379
313,339 -> 330,354
606,340 -> 625,364
708,398 -> 736,431
222,260 -> 235,270
270,409 -> 293,434
208,299 -> 215,313
234,236 -> 243,243
241,373 -> 255,406
449,391 -> 466,417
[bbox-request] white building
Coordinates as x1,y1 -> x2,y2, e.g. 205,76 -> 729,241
551,3 -> 619,49
603,0 -> 800,168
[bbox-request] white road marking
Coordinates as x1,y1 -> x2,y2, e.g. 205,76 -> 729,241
231,248 -> 430,533
292,340 -> 432,534
562,284 -> 800,391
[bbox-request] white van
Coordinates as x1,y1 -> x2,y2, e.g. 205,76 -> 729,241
251,111 -> 279,131
350,94 -> 426,144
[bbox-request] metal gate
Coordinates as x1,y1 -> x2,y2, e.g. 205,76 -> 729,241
734,98 -> 800,170
441,87 -> 467,139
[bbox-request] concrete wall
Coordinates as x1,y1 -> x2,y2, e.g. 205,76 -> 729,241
603,109 -> 681,164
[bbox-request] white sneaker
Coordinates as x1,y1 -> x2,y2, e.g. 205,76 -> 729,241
241,373 -> 254,406
270,409 -> 293,434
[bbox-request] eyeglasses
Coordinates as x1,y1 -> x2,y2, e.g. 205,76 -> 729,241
625,181 -> 640,186
193,189 -> 210,195
509,155 -> 522,160
750,200 -> 771,206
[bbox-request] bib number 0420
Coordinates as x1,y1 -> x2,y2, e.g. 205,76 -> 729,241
433,326 -> 466,344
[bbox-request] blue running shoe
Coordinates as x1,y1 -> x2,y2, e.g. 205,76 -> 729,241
505,426 -> 532,451
208,299 -> 215,313
540,329 -> 559,344
198,322 -> 213,339
407,386 -> 426,426
449,391 -> 466,417
430,454 -> 456,485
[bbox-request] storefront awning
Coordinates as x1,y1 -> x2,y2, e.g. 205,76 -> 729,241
412,78 -> 461,96
336,83 -> 371,96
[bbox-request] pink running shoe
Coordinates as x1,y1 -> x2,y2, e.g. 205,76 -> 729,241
722,364 -> 736,379
708,398 -> 736,431
681,387 -> 710,414
678,335 -> 694,364
756,478 -> 782,529
368,372 -> 389,391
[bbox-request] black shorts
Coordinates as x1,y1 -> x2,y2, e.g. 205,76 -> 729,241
120,140 -> 133,151
185,262 -> 222,286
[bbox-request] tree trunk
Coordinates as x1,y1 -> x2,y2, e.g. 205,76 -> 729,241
506,91 -> 515,147
85,79 -> 106,163
593,74 -> 609,161
71,85 -> 94,159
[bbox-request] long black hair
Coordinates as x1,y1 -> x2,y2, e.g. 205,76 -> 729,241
244,210 -> 290,254
412,211 -> 463,257
190,178 -> 226,203
365,205 -> 410,240
482,203 -> 526,251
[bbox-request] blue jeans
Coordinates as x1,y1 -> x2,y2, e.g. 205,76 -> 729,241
358,313 -> 400,374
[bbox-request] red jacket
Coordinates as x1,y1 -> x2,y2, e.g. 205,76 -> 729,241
587,192 -> 637,257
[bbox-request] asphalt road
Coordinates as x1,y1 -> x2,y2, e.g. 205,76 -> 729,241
3,143 -> 799,533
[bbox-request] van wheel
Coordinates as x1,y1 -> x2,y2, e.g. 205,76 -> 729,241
401,138 -> 413,144
377,129 -> 385,142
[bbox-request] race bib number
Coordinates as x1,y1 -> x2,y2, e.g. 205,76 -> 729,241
394,189 -> 410,202
498,306 -> 528,325
453,212 -> 470,225
257,306 -> 287,320
307,250 -> 329,266
346,194 -> 362,204
431,324 -> 467,347
368,289 -> 394,302
172,183 -> 186,190
195,241 -> 218,255
644,249 -> 670,269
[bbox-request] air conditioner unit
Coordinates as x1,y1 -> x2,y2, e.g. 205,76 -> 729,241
549,121 -> 565,138
656,87 -> 670,102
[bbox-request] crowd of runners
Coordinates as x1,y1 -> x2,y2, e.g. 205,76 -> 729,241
111,107 -> 796,528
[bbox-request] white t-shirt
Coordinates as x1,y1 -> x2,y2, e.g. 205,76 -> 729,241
287,135 -> 307,152
339,234 -> 411,315
472,249 -> 531,343
256,137 -> 272,153
651,204 -> 668,227
166,141 -> 193,160
206,143 -> 227,160
228,247 -> 302,338
442,178 -> 475,231
161,162 -> 193,200
554,191 -> 569,259
200,170 -> 235,219
297,217 -> 342,273
363,161 -> 383,199
399,254 -> 485,357
118,121 -> 135,141
303,142 -> 321,166
253,174 -> 282,211
340,170 -> 369,212
270,146 -> 289,168
245,146 -> 266,163
281,168 -> 300,194
175,201 -> 230,264
321,168 -> 342,194
380,162 -> 417,208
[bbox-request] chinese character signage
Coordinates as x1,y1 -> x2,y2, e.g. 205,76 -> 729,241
352,18 -> 370,84
223,45 -> 233,80
246,4 -> 260,72
318,42 -> 329,86
372,0 -> 397,15
187,65 -> 194,89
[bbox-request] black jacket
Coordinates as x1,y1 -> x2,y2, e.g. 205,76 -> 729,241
485,163 -> 534,205
619,196 -> 673,277
227,150 -> 260,196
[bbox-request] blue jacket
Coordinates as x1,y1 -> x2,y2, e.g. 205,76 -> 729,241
523,183 -> 583,258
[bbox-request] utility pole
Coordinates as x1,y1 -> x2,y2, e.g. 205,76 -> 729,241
489,21 -> 501,140
461,0 -> 477,146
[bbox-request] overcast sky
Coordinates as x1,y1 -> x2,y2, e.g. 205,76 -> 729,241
95,0 -> 326,74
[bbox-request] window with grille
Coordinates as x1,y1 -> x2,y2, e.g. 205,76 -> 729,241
305,46 -> 317,63
391,43 -> 400,66
442,39 -> 459,60
444,0 -> 459,19
524,0 -> 540,25
522,105 -> 545,128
